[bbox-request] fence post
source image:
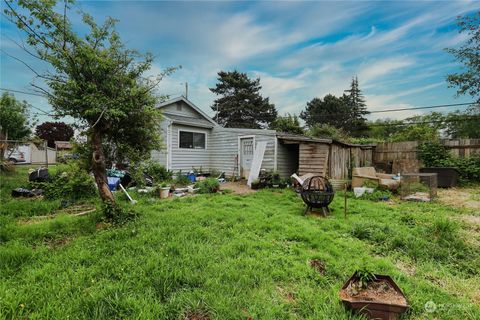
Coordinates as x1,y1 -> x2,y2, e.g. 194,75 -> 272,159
44,140 -> 48,168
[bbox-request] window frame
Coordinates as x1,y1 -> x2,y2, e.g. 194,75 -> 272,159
178,129 -> 207,150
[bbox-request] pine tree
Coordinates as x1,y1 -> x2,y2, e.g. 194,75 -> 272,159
210,71 -> 277,129
344,76 -> 369,136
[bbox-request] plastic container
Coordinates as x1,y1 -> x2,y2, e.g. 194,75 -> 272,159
187,172 -> 196,183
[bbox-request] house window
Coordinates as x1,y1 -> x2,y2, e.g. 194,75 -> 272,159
176,104 -> 182,111
179,131 -> 206,149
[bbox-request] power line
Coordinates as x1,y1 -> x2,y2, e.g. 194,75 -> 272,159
370,102 -> 476,114
0,87 -> 54,116
0,87 -> 45,97
364,115 -> 480,128
279,102 -> 477,119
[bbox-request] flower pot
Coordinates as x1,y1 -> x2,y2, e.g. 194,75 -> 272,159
159,187 -> 170,199
339,274 -> 409,320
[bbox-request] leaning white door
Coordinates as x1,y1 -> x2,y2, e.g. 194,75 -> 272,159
240,138 -> 254,178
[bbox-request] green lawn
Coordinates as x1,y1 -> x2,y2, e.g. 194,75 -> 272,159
1,168 -> 480,319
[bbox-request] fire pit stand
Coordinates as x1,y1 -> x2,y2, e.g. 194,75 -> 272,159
300,176 -> 335,216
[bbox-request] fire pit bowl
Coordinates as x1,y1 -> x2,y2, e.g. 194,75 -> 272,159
300,176 -> 334,216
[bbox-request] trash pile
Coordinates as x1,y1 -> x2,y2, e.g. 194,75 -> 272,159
11,167 -> 50,198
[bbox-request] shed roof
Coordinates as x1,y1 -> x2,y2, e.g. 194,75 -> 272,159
276,133 -> 375,149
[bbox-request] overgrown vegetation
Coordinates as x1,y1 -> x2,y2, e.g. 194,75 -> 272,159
195,178 -> 220,194
31,162 -> 97,201
418,142 -> 480,182
1,169 -> 480,319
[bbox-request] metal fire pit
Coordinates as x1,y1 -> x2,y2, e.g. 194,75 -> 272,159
300,176 -> 335,216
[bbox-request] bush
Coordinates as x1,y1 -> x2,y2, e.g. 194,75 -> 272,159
418,142 -> 451,167
174,170 -> 190,187
31,161 -> 96,201
142,160 -> 173,183
418,142 -> 480,182
196,178 -> 220,194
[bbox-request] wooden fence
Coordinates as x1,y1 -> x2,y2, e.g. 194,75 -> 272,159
373,139 -> 480,173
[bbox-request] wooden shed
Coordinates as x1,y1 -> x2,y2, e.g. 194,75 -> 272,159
276,133 -> 375,180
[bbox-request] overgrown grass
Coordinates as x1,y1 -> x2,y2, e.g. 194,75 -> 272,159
1,169 -> 480,319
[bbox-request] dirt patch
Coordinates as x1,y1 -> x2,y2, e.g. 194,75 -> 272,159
44,236 -> 72,249
458,215 -> 480,225
183,310 -> 209,320
96,221 -> 110,230
437,187 -> 480,210
277,286 -> 296,303
341,279 -> 407,306
395,260 -> 416,276
309,259 -> 326,275
220,181 -> 256,195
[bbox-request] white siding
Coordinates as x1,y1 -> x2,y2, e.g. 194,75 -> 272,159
210,127 -> 277,177
169,124 -> 211,172
161,101 -> 203,118
150,120 -> 169,167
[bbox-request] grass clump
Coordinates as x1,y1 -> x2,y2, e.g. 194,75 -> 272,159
196,178 -> 220,194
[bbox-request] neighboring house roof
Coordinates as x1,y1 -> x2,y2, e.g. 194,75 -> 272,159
54,141 -> 72,149
157,96 -> 218,127
162,113 -> 215,128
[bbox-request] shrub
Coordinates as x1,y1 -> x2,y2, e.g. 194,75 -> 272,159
31,161 -> 96,201
174,170 -> 190,186
196,178 -> 220,194
418,142 -> 480,182
142,160 -> 173,182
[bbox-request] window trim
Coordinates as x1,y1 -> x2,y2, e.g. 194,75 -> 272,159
178,129 -> 207,150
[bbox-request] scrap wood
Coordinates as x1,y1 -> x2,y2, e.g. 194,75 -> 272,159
18,204 -> 97,224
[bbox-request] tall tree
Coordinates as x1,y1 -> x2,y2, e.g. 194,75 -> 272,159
443,109 -> 480,138
300,94 -> 351,131
446,11 -> 480,104
35,121 -> 74,148
4,0 -> 173,218
0,92 -> 32,164
344,76 -> 369,136
0,92 -> 31,141
270,113 -> 304,134
210,71 -> 277,129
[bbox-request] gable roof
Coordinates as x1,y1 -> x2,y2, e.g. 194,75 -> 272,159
157,96 -> 218,127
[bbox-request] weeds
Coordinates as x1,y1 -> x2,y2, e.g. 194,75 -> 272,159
1,169 -> 480,319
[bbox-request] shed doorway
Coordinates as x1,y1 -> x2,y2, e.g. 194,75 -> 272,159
239,137 -> 254,178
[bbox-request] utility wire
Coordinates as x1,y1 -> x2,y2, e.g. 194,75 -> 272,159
0,87 -> 54,116
278,102 -> 477,119
0,87 -> 45,97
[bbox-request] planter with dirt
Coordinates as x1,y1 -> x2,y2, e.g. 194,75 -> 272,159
339,273 -> 408,320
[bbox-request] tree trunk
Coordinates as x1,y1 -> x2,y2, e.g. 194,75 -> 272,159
90,128 -> 115,205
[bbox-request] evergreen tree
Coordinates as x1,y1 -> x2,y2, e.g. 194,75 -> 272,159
210,71 -> 277,129
300,94 -> 351,131
344,76 -> 369,135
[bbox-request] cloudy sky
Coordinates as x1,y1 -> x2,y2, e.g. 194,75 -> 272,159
1,0 -> 479,123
